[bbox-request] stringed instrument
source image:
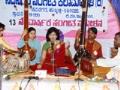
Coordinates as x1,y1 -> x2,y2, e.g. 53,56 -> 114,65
74,0 -> 110,77
74,0 -> 91,64
19,33 -> 36,61
18,0 -> 36,61
74,0 -> 93,76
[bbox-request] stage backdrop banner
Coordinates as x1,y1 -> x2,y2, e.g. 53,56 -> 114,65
2,0 -> 119,58
0,0 -> 108,35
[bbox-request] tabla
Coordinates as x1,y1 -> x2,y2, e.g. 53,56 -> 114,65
0,53 -> 30,75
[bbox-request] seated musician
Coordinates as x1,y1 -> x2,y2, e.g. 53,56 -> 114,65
0,22 -> 16,51
38,27 -> 76,74
97,32 -> 120,80
111,32 -> 120,58
17,27 -> 41,71
97,32 -> 120,67
74,27 -> 103,60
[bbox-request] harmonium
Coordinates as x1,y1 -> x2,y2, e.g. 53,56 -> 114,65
80,57 -> 110,78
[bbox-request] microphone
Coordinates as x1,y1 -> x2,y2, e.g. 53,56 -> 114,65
24,76 -> 39,80
51,42 -> 55,75
3,75 -> 11,80
3,75 -> 39,80
51,42 -> 55,63
51,42 -> 54,51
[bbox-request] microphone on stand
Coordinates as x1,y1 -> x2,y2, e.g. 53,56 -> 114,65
51,42 -> 54,51
20,76 -> 39,90
51,42 -> 55,75
51,42 -> 54,63
3,75 -> 11,80
24,76 -> 39,80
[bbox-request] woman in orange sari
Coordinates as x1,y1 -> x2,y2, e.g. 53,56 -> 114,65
38,27 -> 76,74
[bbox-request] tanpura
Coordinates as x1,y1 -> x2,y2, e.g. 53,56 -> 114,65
19,31 -> 36,61
19,0 -> 36,61
74,0 -> 93,76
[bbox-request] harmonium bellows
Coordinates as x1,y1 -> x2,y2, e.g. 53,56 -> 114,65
80,58 -> 110,78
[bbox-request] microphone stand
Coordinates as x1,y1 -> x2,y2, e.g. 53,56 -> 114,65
19,76 -> 39,90
51,42 -> 55,75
